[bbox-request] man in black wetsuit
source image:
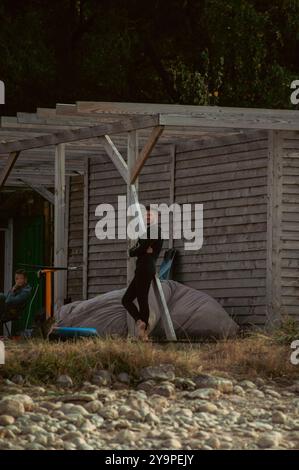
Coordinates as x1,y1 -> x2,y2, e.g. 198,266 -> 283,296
122,206 -> 163,341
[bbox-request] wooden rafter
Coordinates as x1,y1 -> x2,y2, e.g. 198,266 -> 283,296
130,126 -> 164,184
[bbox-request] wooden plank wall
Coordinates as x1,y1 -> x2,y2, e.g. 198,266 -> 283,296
88,153 -> 127,296
87,145 -> 172,296
68,131 -> 271,325
67,175 -> 84,301
280,131 -> 299,318
173,132 -> 269,325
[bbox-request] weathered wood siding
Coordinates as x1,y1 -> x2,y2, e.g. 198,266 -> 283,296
67,175 -> 84,301
173,132 -> 269,325
281,131 -> 299,317
88,153 -> 127,296
87,146 -> 172,296
68,131 -> 272,325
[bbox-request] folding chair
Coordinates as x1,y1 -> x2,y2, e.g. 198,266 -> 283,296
1,291 -> 34,338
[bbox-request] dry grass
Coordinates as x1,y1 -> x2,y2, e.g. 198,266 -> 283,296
198,335 -> 297,381
0,329 -> 298,386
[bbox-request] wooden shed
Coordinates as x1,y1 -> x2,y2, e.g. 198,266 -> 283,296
1,102 -> 299,329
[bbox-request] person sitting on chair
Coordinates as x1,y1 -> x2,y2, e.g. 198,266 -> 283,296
0,269 -> 32,325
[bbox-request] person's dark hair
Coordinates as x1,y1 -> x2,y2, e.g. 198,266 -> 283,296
145,204 -> 151,211
15,269 -> 28,279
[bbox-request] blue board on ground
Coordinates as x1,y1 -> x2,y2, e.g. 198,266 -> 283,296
51,327 -> 99,338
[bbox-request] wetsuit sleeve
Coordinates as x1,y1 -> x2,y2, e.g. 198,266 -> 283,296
129,238 -> 152,257
5,285 -> 32,306
129,226 -> 152,257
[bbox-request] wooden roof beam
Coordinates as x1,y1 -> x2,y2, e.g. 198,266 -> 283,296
159,113 -> 299,131
0,115 -> 159,155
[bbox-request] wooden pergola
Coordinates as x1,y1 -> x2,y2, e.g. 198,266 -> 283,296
1,101 -> 299,333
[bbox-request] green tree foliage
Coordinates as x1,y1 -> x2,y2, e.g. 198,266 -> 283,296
0,0 -> 299,115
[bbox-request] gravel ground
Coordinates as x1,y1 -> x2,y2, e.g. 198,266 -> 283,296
0,366 -> 299,450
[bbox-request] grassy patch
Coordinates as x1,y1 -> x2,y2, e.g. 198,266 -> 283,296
270,316 -> 299,345
0,331 -> 298,386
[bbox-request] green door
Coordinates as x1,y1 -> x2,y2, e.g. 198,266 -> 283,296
13,216 -> 44,332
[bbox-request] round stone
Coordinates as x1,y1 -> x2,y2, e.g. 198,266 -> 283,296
233,386 -> 245,396
145,412 -> 160,425
84,400 -> 103,413
62,431 -> 84,441
174,378 -> 196,391
137,380 -> 156,393
187,388 -> 220,400
205,436 -> 221,449
239,380 -> 257,389
257,432 -> 282,448
11,394 -> 34,411
92,370 -> 112,386
162,438 -> 182,449
140,364 -> 175,382
196,402 -> 218,414
152,383 -> 175,398
116,430 -> 136,443
56,375 -> 73,388
80,420 -> 96,432
117,373 -> 131,384
272,411 -> 287,424
0,398 -> 25,417
0,415 -> 15,426
11,375 -> 25,385
60,404 -> 89,416
215,378 -> 234,394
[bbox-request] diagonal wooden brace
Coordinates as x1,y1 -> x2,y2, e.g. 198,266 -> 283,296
130,126 -> 164,184
0,151 -> 21,188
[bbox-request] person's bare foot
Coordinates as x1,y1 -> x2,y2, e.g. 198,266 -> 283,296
142,324 -> 151,342
136,319 -> 147,340
143,333 -> 150,342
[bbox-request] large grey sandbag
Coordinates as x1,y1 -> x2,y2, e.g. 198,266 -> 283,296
55,280 -> 238,339
56,289 -> 160,336
151,280 -> 239,339
55,289 -> 128,337
55,285 -> 163,337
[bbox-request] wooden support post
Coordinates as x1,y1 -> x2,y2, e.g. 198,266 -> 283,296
100,135 -> 128,183
83,158 -> 89,300
54,143 -> 66,313
3,219 -> 13,335
169,144 -> 176,249
0,151 -> 20,188
64,176 -> 70,301
127,131 -> 138,336
267,130 -> 283,328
